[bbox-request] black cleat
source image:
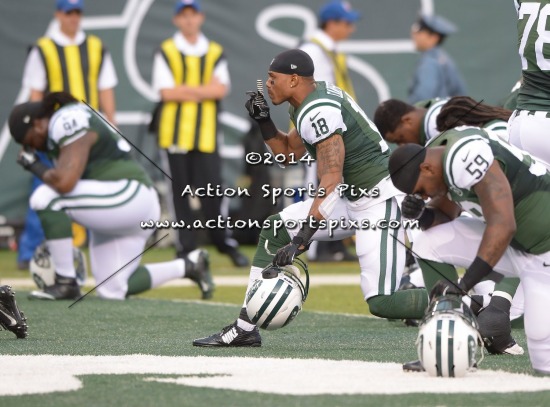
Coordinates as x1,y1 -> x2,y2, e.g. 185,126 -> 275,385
402,359 -> 425,372
185,249 -> 215,299
29,274 -> 81,300
0,285 -> 28,339
193,322 -> 262,347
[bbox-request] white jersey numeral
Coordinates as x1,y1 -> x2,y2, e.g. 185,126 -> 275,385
518,2 -> 550,70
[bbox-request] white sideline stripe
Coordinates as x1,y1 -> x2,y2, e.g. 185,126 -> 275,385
0,274 -> 359,289
2,355 -> 550,396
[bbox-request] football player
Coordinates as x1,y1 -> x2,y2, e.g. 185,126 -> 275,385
8,92 -> 214,301
193,49 -> 429,347
374,96 -> 510,147
389,126 -> 550,375
509,0 -> 550,166
376,96 -> 522,343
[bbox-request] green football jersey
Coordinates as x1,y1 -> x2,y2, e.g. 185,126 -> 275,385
47,103 -> 153,187
515,0 -> 550,110
289,81 -> 390,200
430,125 -> 550,254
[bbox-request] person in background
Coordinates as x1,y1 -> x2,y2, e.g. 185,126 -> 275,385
298,0 -> 360,262
408,14 -> 467,104
152,0 -> 248,267
18,0 -> 118,269
9,92 -> 214,301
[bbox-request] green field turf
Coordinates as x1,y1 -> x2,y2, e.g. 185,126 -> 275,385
0,247 -> 546,407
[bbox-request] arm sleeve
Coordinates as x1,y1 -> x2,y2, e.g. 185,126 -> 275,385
152,52 -> 176,94
445,137 -> 494,190
213,57 -> 231,90
22,47 -> 47,91
98,51 -> 118,90
49,105 -> 92,148
298,103 -> 347,145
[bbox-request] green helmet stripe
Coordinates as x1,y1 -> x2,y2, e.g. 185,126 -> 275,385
436,319 -> 443,377
251,279 -> 284,324
448,319 -> 455,377
261,284 -> 293,329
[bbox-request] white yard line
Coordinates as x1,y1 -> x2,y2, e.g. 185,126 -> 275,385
0,274 -> 359,289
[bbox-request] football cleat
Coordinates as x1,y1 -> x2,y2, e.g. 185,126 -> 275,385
185,249 -> 214,300
29,274 -> 81,300
402,359 -> 425,372
193,322 -> 262,347
0,285 -> 28,339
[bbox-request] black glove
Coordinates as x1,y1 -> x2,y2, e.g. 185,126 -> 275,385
401,195 -> 425,219
17,148 -> 49,180
245,91 -> 270,121
273,236 -> 310,266
430,279 -> 467,300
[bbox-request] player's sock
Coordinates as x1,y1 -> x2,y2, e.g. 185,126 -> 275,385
236,216 -> 290,331
47,238 -> 76,278
134,259 -> 187,294
37,209 -> 72,239
367,289 -> 428,320
408,265 -> 425,288
493,277 -> 520,299
252,214 -> 291,267
417,259 -> 459,293
37,209 -> 75,278
237,307 -> 256,331
126,265 -> 152,296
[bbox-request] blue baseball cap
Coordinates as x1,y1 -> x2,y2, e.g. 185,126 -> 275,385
418,14 -> 457,36
56,0 -> 83,12
174,0 -> 201,15
319,1 -> 360,24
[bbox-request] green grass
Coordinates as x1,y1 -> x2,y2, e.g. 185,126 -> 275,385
0,248 -> 545,407
0,294 -> 542,407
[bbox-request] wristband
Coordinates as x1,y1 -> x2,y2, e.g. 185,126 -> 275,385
27,160 -> 50,181
258,118 -> 278,141
418,207 -> 435,229
461,256 -> 493,291
292,217 -> 319,247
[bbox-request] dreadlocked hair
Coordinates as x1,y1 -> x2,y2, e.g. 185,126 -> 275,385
41,92 -> 79,118
373,99 -> 415,139
436,96 -> 513,132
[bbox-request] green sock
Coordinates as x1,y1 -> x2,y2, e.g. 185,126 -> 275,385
126,266 -> 152,296
252,214 -> 291,268
418,259 -> 459,292
37,209 -> 72,239
367,289 -> 429,319
493,277 -> 520,298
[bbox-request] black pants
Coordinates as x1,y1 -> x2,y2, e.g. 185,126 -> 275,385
166,150 -> 235,256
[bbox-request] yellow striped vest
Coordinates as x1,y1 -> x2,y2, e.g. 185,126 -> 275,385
36,35 -> 104,109
158,38 -> 224,153
311,38 -> 356,100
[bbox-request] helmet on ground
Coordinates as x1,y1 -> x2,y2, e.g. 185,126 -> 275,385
417,295 -> 484,377
30,242 -> 88,288
245,258 -> 309,331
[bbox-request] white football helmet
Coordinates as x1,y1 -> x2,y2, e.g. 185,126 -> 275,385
246,258 -> 309,331
30,243 -> 88,288
417,295 -> 484,377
